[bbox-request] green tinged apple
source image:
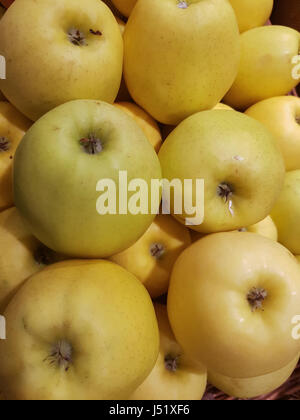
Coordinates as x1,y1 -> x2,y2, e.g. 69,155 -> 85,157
13,100 -> 162,258
0,0 -> 123,121
158,110 -> 285,233
123,0 -> 240,125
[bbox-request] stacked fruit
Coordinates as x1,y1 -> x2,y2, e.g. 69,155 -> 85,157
0,0 -> 299,401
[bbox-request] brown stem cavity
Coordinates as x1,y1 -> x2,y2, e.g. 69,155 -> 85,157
165,354 -> 180,372
150,243 -> 165,259
45,340 -> 73,372
80,134 -> 103,155
217,183 -> 234,203
0,137 -> 11,152
247,287 -> 268,312
68,28 -> 87,46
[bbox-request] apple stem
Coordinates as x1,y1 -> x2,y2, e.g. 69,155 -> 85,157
80,134 -> 103,155
150,243 -> 165,259
0,137 -> 11,152
68,28 -> 87,46
45,340 -> 73,372
165,354 -> 180,372
247,287 -> 268,312
34,244 -> 60,266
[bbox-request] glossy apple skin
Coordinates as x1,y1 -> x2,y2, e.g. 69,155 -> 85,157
124,0 -> 240,125
114,102 -> 162,152
131,304 -> 207,400
209,354 -> 299,399
224,26 -> 300,110
271,171 -> 300,255
111,215 -> 191,298
13,100 -> 162,258
168,232 -> 300,378
0,260 -> 159,400
246,96 -> 300,172
158,110 -> 285,233
0,0 -> 123,121
0,207 -> 63,313
229,0 -> 273,33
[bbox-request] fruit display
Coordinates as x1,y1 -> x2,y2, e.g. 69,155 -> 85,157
0,0 -> 299,402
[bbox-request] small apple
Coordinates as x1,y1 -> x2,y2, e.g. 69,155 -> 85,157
0,207 -> 64,313
114,102 -> 163,152
228,0 -> 274,33
124,0 -> 240,125
13,100 -> 162,258
0,0 -> 123,121
168,232 -> 300,378
224,26 -> 300,110
209,354 -> 299,399
238,216 -> 278,241
110,215 -> 191,298
0,260 -> 159,400
0,101 -> 31,211
245,96 -> 300,172
271,171 -> 300,255
131,304 -> 207,400
158,110 -> 285,233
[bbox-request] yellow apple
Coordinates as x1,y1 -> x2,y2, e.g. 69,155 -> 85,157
114,102 -> 162,152
0,101 -> 31,211
0,207 -> 64,313
239,216 -> 278,241
168,232 -> 300,378
14,100 -> 162,259
124,0 -> 240,125
271,170 -> 300,255
159,110 -> 285,233
0,260 -> 159,400
112,0 -> 136,18
0,0 -> 123,121
228,0 -> 274,33
245,96 -> 300,171
224,26 -> 300,110
110,215 -> 191,298
131,304 -> 207,400
209,354 -> 299,399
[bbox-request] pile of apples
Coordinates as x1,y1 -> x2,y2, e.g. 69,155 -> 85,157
0,0 -> 299,401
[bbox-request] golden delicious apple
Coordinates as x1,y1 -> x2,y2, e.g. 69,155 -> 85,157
14,100 -> 162,258
0,101 -> 31,211
124,0 -> 240,125
168,232 -> 300,378
228,0 -> 274,33
112,0 -> 136,18
131,304 -> 207,400
239,216 -> 278,241
159,110 -> 285,233
209,354 -> 299,399
0,207 -> 63,313
224,26 -> 300,110
114,102 -> 162,152
0,260 -> 159,400
110,215 -> 191,298
271,171 -> 300,255
245,96 -> 300,171
0,0 -> 123,121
